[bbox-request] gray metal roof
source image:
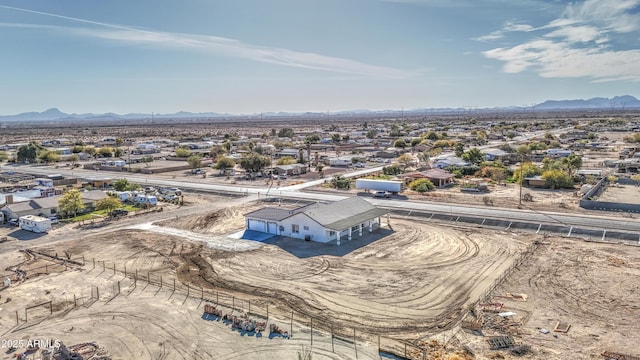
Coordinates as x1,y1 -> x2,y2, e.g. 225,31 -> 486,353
245,203 -> 319,221
245,207 -> 296,221
301,197 -> 388,231
246,197 -> 388,231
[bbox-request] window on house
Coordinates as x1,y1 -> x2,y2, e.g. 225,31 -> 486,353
303,226 -> 309,231
292,224 -> 299,233
329,231 -> 336,236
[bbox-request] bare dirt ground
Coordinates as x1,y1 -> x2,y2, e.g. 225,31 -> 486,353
2,195 -> 639,360
459,236 -> 640,359
597,183 -> 640,204
1,201 -> 533,360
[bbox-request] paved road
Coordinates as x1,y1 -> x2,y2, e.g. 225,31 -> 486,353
3,163 -> 639,235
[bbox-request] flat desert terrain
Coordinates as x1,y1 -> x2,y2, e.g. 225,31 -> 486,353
1,196 -> 639,360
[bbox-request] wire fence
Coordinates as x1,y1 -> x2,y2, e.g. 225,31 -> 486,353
8,257 -> 439,359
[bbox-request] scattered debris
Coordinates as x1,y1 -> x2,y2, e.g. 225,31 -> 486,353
503,293 -> 528,301
553,322 -> 571,333
487,336 -> 515,350
510,345 -> 531,356
498,311 -> 516,317
539,328 -> 550,334
479,302 -> 504,312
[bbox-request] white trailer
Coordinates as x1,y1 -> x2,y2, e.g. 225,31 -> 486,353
355,179 -> 404,194
19,215 -> 52,233
134,194 -> 157,206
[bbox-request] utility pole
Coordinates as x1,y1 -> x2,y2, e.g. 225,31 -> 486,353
518,154 -> 524,208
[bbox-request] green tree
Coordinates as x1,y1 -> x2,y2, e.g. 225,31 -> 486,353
97,146 -> 114,158
331,175 -> 351,189
0,151 -> 8,162
58,189 -> 85,217
366,129 -> 378,139
187,155 -> 202,169
461,147 -> 484,165
17,141 -> 43,163
393,138 -> 407,148
113,178 -> 139,191
222,140 -> 232,152
331,133 -> 342,143
408,178 -> 435,192
278,128 -> 294,138
542,169 -> 574,189
113,148 -> 124,158
276,156 -> 296,165
382,165 -> 402,175
513,162 -> 541,183
560,153 -> 582,177
209,145 -> 226,160
623,133 -> 640,143
239,153 -> 271,174
96,197 -> 123,215
454,142 -> 465,157
215,156 -> 236,171
175,147 -> 191,158
38,150 -> 61,164
84,146 -> 96,157
304,134 -> 321,143
424,130 -> 439,141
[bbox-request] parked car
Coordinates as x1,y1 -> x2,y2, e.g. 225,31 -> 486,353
354,163 -> 365,168
278,174 -> 288,180
373,191 -> 390,198
8,219 -> 19,226
110,209 -> 129,217
49,216 -> 59,224
163,194 -> 178,201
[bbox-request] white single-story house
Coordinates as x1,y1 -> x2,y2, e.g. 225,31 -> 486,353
244,197 -> 390,245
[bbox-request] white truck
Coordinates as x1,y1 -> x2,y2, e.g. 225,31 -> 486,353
19,215 -> 52,233
355,179 -> 404,194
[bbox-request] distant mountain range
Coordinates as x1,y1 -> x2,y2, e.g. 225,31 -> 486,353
534,95 -> 640,110
1,95 -> 639,122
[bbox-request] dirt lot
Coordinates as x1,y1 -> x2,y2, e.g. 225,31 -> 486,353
459,236 -> 640,359
597,183 -> 640,204
1,197 -> 639,359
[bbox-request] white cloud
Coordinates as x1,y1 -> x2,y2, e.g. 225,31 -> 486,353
484,40 -> 640,81
478,0 -> 640,82
0,5 -> 416,79
544,25 -> 602,43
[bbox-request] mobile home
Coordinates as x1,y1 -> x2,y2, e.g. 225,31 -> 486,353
19,215 -> 52,233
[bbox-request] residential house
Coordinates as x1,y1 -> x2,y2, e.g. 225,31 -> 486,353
244,197 -> 389,245
432,156 -> 470,169
401,168 -> 455,187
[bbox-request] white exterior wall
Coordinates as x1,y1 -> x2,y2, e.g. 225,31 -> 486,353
277,213 -> 332,243
19,216 -> 52,233
246,214 -> 384,244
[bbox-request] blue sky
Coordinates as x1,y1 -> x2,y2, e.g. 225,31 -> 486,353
1,0 -> 639,115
